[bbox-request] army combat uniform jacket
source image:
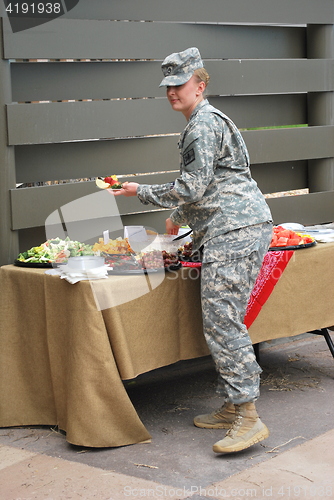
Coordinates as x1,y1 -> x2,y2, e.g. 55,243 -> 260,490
137,99 -> 272,250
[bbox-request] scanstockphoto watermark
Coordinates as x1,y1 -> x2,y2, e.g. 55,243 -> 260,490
122,483 -> 334,498
43,190 -> 281,311
122,485 -> 258,498
1,0 -> 80,33
44,190 -> 198,311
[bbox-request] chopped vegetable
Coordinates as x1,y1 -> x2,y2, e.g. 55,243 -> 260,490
16,237 -> 94,264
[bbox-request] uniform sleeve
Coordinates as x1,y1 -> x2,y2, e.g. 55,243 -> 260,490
169,207 -> 188,226
137,119 -> 218,209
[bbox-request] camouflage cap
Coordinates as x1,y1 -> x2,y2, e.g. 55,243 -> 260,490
159,47 -> 204,87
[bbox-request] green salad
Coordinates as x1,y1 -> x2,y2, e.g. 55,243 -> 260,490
16,237 -> 94,264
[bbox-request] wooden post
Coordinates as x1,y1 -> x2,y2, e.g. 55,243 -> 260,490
307,24 -> 334,194
0,18 -> 19,265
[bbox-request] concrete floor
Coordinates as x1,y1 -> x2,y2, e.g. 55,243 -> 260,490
0,333 -> 333,499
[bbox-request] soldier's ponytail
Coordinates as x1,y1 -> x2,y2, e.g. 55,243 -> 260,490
194,68 -> 210,87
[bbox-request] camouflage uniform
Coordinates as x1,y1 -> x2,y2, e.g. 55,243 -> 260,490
137,72 -> 272,404
201,222 -> 272,403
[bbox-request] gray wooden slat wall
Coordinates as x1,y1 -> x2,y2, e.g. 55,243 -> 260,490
1,0 -> 334,265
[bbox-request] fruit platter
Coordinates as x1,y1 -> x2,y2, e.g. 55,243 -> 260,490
269,226 -> 316,250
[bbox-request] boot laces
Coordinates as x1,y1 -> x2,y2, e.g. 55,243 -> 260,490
213,407 -> 228,419
213,402 -> 235,419
225,413 -> 242,437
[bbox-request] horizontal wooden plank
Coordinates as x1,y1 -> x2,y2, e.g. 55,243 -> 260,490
12,58 -> 333,102
15,136 -> 180,184
11,60 -> 164,101
10,172 -> 177,230
251,161 -> 308,194
243,126 -> 334,164
77,0 -> 333,24
6,99 -> 184,145
209,94 -> 307,130
267,191 -> 334,226
207,59 -> 334,96
1,0 -> 330,24
2,17 -> 305,60
5,97 -> 314,146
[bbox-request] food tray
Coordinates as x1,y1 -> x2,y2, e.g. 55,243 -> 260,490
14,259 -> 53,268
107,268 -> 159,275
269,240 -> 316,251
107,262 -> 181,274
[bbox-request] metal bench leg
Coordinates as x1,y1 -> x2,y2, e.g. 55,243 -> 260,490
309,328 -> 334,358
254,343 -> 260,363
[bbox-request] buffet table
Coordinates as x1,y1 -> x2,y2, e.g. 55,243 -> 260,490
1,241 -> 334,448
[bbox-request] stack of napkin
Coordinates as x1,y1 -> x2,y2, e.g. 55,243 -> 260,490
46,265 -> 109,284
304,225 -> 334,243
281,223 -> 334,243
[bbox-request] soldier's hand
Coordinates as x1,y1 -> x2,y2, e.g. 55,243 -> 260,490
166,218 -> 179,235
110,182 -> 139,197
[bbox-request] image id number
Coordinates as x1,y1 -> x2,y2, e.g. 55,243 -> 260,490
5,2 -> 63,16
276,485 -> 333,497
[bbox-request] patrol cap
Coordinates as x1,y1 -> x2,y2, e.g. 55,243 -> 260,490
159,47 -> 204,87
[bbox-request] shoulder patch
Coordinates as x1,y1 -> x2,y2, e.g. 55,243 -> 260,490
183,148 -> 195,166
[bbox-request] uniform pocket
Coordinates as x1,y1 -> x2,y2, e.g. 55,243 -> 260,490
226,334 -> 252,351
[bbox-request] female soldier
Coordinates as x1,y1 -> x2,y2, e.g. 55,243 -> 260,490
114,47 -> 273,454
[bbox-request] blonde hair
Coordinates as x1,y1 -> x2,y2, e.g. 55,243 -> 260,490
194,68 -> 210,87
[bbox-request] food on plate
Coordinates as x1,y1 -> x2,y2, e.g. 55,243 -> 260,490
16,237 -> 94,264
103,247 -> 180,272
179,241 -> 193,260
135,250 -> 163,269
103,253 -> 141,271
162,250 -> 179,268
178,241 -> 202,262
92,237 -> 133,254
270,226 -> 315,248
95,175 -> 123,190
95,178 -> 111,189
135,250 -> 179,269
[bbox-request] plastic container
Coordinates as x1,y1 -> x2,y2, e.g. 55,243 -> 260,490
65,256 -> 105,270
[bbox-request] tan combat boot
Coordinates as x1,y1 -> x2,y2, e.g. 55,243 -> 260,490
212,402 -> 269,453
193,402 -> 236,429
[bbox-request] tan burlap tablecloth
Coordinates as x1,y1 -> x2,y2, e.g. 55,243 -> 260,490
0,242 -> 333,447
249,241 -> 334,341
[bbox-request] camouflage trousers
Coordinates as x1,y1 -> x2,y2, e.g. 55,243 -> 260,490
201,222 -> 273,404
